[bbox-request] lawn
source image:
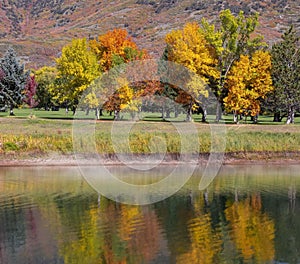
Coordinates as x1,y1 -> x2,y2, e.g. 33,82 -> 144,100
0,108 -> 299,160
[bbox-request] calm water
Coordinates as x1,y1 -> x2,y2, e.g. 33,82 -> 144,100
0,165 -> 300,264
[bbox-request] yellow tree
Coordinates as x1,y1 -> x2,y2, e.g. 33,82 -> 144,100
51,38 -> 101,113
224,50 -> 273,123
165,22 -> 218,121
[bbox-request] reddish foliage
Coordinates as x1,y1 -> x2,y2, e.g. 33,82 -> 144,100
24,75 -> 38,108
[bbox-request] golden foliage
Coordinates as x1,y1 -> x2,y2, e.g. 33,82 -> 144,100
224,50 -> 273,116
165,22 -> 218,82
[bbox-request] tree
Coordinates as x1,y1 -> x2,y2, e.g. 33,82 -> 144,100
0,47 -> 30,115
24,74 -> 38,108
89,29 -> 148,119
90,29 -> 147,72
51,38 -> 101,114
164,22 -> 218,121
267,26 -> 300,124
200,9 -> 264,121
224,50 -> 273,123
34,66 -> 57,110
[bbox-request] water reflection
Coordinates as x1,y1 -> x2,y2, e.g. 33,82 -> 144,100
0,165 -> 300,263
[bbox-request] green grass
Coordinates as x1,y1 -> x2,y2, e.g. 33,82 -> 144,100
0,108 -> 300,159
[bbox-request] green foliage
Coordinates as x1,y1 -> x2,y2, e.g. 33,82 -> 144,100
266,26 -> 300,124
34,66 -> 58,110
0,47 -> 30,115
200,9 -> 265,120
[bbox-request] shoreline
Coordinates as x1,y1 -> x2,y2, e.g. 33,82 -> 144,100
0,152 -> 299,167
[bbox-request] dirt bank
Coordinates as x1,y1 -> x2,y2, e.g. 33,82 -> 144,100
0,152 -> 299,167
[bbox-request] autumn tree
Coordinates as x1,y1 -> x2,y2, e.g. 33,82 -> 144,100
200,9 -> 265,121
24,74 -> 38,108
89,29 -> 147,72
89,29 -> 149,120
224,50 -> 273,123
51,38 -> 101,114
89,29 -> 148,119
0,47 -> 30,115
164,22 -> 218,121
266,26 -> 300,124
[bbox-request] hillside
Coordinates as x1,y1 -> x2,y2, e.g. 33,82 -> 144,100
0,0 -> 299,68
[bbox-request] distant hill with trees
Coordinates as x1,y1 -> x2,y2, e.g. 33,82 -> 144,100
0,0 -> 299,68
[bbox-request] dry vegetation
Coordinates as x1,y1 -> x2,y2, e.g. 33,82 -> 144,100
0,0 -> 299,68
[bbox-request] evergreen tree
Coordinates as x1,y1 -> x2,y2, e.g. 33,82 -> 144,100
268,26 -> 300,124
0,47 -> 30,115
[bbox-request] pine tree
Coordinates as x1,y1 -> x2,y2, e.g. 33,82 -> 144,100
0,47 -> 30,115
267,26 -> 300,124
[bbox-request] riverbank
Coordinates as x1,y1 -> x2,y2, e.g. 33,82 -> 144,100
0,151 -> 299,167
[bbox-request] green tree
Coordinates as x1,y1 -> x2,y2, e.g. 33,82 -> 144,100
34,66 -> 57,110
0,47 -> 30,115
200,9 -> 264,121
51,38 -> 101,114
267,26 -> 300,124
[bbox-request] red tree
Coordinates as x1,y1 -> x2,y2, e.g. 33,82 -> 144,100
24,75 -> 38,108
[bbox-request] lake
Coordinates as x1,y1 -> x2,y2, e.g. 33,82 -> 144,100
0,165 -> 300,263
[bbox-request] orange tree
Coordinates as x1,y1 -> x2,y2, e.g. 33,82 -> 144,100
90,29 -> 151,117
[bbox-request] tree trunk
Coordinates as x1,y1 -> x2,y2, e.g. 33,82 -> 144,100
186,103 -> 193,122
201,108 -> 207,123
86,108 -> 90,116
233,111 -> 238,124
286,106 -> 295,124
114,110 -> 120,120
9,105 -> 15,116
95,108 -> 100,120
251,114 -> 258,124
174,106 -> 179,118
273,112 -> 281,122
161,105 -> 165,120
215,104 -> 222,122
166,109 -> 171,119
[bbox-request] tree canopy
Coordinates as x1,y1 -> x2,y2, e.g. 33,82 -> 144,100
0,47 -> 30,115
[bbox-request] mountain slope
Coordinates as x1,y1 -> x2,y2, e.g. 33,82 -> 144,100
0,0 -> 299,68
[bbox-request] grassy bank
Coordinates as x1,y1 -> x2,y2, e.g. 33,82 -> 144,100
1,110 -> 300,161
